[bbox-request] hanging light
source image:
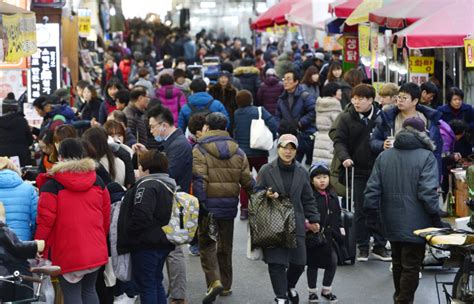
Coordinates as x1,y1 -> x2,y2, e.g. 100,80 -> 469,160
110,5 -> 116,17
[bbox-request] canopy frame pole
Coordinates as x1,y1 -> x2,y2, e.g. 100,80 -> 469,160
459,48 -> 464,90
443,48 -> 446,104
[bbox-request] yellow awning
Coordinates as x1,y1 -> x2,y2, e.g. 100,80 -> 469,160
345,0 -> 384,26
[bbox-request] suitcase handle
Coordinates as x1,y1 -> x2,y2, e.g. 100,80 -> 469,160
345,166 -> 354,212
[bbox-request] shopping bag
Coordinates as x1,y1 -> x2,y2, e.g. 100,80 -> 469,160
248,190 -> 297,249
246,224 -> 263,260
30,259 -> 55,304
250,107 -> 273,151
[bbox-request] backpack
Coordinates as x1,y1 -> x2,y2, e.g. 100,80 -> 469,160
165,87 -> 183,113
110,194 -> 132,281
188,98 -> 214,117
156,180 -> 199,245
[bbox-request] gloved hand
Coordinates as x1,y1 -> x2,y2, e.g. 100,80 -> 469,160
365,209 -> 381,231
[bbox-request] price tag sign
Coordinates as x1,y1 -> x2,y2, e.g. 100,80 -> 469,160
409,56 -> 435,74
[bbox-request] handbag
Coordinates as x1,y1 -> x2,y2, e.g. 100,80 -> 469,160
250,107 -> 274,151
306,228 -> 327,248
248,190 -> 297,249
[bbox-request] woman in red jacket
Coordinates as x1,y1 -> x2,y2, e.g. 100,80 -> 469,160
35,138 -> 110,304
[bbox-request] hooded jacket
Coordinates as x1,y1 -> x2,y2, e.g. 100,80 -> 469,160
312,96 -> 343,165
45,104 -> 76,131
0,170 -> 37,241
123,104 -> 148,147
98,94 -> 117,124
365,128 -> 440,244
156,85 -> 187,127
192,130 -> 254,219
209,83 -> 238,126
35,158 -> 110,274
0,113 -> 33,166
234,66 -> 261,101
257,76 -> 284,114
178,92 -> 229,132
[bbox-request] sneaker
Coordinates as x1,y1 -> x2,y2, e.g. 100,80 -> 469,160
240,209 -> 249,220
114,294 -> 137,304
202,280 -> 223,303
288,288 -> 299,304
308,292 -> 319,303
321,292 -> 338,302
220,289 -> 232,296
275,298 -> 289,304
170,300 -> 186,304
372,247 -> 392,262
357,248 -> 369,262
189,244 -> 200,256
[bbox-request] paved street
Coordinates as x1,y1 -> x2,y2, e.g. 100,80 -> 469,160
176,217 -> 452,304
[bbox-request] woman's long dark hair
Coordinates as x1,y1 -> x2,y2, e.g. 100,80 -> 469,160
301,66 -> 320,86
82,127 -> 116,179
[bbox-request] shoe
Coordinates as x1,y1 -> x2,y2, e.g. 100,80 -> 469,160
372,247 -> 392,262
275,298 -> 289,304
240,209 -> 249,220
357,248 -> 369,262
321,292 -> 338,302
220,289 -> 232,296
288,288 -> 299,304
170,300 -> 186,304
202,280 -> 223,303
114,294 -> 137,304
308,292 -> 319,303
189,244 -> 200,256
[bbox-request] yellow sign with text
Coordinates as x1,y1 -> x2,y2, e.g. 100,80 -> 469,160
409,56 -> 435,74
358,24 -> 370,57
465,39 -> 474,68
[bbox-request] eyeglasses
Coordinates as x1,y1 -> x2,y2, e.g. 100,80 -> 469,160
282,78 -> 294,83
396,95 -> 411,102
149,121 -> 164,130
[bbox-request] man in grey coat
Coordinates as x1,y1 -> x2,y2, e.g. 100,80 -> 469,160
364,117 -> 447,304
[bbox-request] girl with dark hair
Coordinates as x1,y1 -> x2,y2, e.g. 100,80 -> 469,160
325,62 -> 343,85
300,66 -> 320,99
81,85 -> 103,121
99,79 -> 124,124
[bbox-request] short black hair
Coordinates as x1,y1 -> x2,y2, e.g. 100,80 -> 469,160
77,80 -> 90,89
130,86 -> 147,102
220,62 -> 234,74
33,96 -> 47,109
163,58 -> 173,69
188,114 -> 207,135
449,119 -> 468,135
109,110 -> 128,126
115,89 -> 130,106
447,87 -> 464,102
190,78 -> 207,93
321,82 -> 340,98
399,82 -> 421,101
159,74 -> 174,86
58,138 -> 85,159
284,70 -> 299,82
139,149 -> 168,174
420,81 -> 438,95
176,57 -> 186,64
174,68 -> 186,80
147,104 -> 174,125
205,112 -> 227,131
352,84 -> 376,99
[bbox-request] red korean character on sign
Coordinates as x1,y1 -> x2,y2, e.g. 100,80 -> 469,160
345,37 -> 359,63
415,59 -> 422,66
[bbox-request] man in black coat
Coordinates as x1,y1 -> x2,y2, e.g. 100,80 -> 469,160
332,84 -> 390,262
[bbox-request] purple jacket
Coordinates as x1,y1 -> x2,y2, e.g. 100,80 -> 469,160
155,85 -> 187,126
439,119 -> 455,153
257,76 -> 284,115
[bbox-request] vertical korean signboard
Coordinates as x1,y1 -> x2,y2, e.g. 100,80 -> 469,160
27,23 -> 60,101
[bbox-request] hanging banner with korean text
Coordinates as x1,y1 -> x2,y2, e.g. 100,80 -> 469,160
408,56 -> 434,74
27,23 -> 61,102
358,24 -> 370,57
344,36 -> 359,63
464,39 -> 474,68
78,8 -> 91,38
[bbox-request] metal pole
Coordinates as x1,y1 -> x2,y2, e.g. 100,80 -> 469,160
443,48 -> 446,104
459,48 -> 464,90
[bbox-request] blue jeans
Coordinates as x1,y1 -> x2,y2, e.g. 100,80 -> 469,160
131,249 -> 170,304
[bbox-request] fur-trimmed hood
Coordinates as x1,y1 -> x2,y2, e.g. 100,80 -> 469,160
394,127 -> 436,152
234,66 -> 260,76
316,96 -> 343,113
45,158 -> 97,191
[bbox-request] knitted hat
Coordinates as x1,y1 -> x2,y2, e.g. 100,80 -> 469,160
266,68 -> 277,76
218,70 -> 231,79
314,52 -> 325,61
309,162 -> 330,178
236,89 -> 253,108
402,117 -> 426,132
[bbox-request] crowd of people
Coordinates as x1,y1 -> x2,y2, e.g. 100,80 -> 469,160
0,26 -> 473,304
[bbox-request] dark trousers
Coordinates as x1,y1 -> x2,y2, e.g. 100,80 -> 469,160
296,133 -> 314,165
268,263 -> 306,299
199,215 -> 235,290
391,242 -> 425,304
307,249 -> 338,289
131,248 -> 170,304
239,156 -> 268,210
353,177 -> 387,250
59,270 -> 100,304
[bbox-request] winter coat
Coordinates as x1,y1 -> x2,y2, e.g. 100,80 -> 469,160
121,174 -> 176,253
333,103 -> 382,178
300,83 -> 320,100
438,103 -> 474,131
156,85 -> 187,127
160,129 -> 193,193
35,158 -> 111,274
234,66 -> 261,101
364,128 -> 440,244
275,52 -> 295,79
119,60 -> 132,87
128,64 -> 155,85
98,95 -> 117,124
178,92 -> 230,132
109,143 -> 136,188
101,65 -> 124,89
257,76 -> 284,114
0,222 -> 38,301
439,120 -> 455,153
209,83 -> 238,130
192,130 -> 254,219
369,104 -> 443,180
306,189 -> 342,269
275,84 -> 317,136
256,159 -> 320,266
123,104 -> 148,147
135,78 -> 155,99
44,104 -> 76,131
233,105 -> 277,157
0,170 -> 37,241
312,97 -> 343,165
0,113 -> 33,166
175,79 -> 192,97
81,98 -> 102,121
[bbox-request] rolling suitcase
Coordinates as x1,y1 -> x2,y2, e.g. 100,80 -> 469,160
337,166 -> 357,265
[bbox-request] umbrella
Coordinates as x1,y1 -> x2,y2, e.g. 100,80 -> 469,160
345,0 -> 394,26
329,0 -> 364,18
395,0 -> 474,49
286,0 -> 335,29
369,0 -> 451,29
251,0 -> 298,30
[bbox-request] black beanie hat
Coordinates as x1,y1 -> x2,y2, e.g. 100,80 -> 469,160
309,162 -> 330,179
